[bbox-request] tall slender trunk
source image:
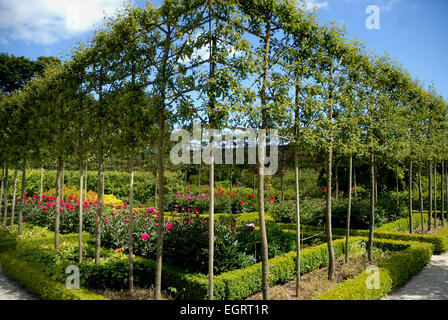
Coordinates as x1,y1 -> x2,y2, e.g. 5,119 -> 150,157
253,168 -> 256,196
0,166 -> 4,224
155,24 -> 171,300
419,169 -> 424,233
79,158 -> 84,263
10,169 -> 18,231
96,128 -> 104,264
326,148 -> 335,279
61,161 -> 65,201
345,153 -> 353,263
40,165 -> 44,199
409,160 -> 413,233
428,161 -> 432,231
375,167 -> 378,204
368,152 -> 375,261
85,164 -> 88,201
208,135 -> 215,300
294,143 -> 301,296
55,157 -> 62,250
396,163 -> 399,206
442,161 -> 445,228
17,159 -> 26,236
128,147 -> 135,293
434,163 -> 437,229
2,165 -> 8,229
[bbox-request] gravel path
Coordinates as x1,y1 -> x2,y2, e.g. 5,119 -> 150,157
0,266 -> 39,300
383,252 -> 448,300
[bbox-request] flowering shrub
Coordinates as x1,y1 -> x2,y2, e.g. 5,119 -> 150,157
166,187 -> 259,214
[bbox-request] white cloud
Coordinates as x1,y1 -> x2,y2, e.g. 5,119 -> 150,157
0,0 -> 126,45
302,0 -> 329,11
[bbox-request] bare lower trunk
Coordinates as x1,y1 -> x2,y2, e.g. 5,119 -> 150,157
10,169 -> 18,231
18,160 -> 26,236
40,165 -> 44,199
419,169 -> 424,233
155,111 -> 166,300
95,132 -> 104,264
55,157 -> 62,250
409,160 -> 413,233
434,164 -> 437,229
345,154 -> 353,263
294,144 -> 301,296
326,149 -> 335,279
428,162 -> 432,231
2,165 -> 8,229
208,135 -> 215,300
79,159 -> 84,263
128,147 -> 135,293
368,152 -> 375,261
0,167 -> 4,224
442,161 -> 445,228
61,162 -> 65,201
258,142 -> 269,299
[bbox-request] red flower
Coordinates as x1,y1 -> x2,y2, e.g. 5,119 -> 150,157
166,223 -> 173,230
324,189 -> 327,193
240,201 -> 244,204
269,200 -> 274,204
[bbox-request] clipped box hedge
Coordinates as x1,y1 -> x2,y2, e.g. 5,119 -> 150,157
0,251 -> 108,300
315,242 -> 433,300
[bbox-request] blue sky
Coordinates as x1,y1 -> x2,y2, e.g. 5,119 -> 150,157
0,0 -> 447,99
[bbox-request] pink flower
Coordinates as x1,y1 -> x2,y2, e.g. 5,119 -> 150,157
42,206 -> 47,211
141,233 -> 150,240
112,211 -> 117,216
22,217 -> 26,221
166,223 -> 173,230
149,207 -> 155,213
125,218 -> 130,222
117,205 -> 123,209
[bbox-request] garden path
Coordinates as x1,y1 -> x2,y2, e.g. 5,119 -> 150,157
0,266 -> 39,300
383,251 -> 448,300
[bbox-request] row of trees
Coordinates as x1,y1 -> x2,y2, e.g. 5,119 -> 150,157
1,0 -> 447,300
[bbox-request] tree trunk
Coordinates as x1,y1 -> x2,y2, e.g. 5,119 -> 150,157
40,165 -> 44,199
396,163 -> 399,206
2,165 -> 8,229
155,110 -> 166,300
442,161 -> 444,228
95,125 -> 104,264
128,147 -> 135,293
409,160 -> 413,233
419,169 -> 424,233
375,167 -> 378,204
368,152 -> 375,261
55,157 -> 62,250
345,153 -> 353,263
17,159 -> 26,236
10,169 -> 18,231
208,135 -> 215,300
0,166 -> 4,224
428,161 -> 432,231
294,143 -> 301,296
85,164 -> 88,201
79,158 -> 84,263
434,163 -> 437,229
253,168 -> 256,195
61,161 -> 65,201
326,149 -> 335,279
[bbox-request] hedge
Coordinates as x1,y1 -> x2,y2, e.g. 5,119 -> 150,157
315,242 -> 433,300
0,252 -> 108,300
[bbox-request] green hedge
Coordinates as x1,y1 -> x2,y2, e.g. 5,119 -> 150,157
0,252 -> 108,300
315,242 -> 433,300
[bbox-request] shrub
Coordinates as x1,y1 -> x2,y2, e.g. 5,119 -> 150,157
316,242 -> 433,300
